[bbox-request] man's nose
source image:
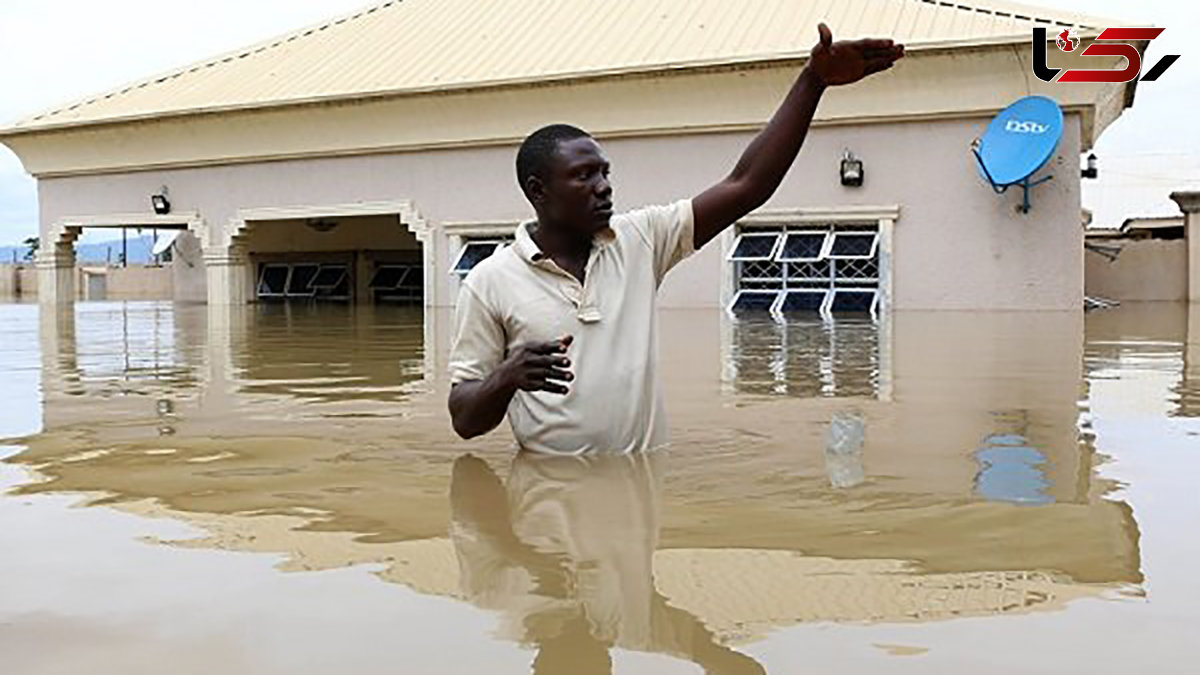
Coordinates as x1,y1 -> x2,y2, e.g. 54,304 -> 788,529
596,176 -> 612,198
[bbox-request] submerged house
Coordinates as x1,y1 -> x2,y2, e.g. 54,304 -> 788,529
0,0 -> 1140,312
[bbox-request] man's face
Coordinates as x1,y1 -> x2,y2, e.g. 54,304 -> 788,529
531,136 -> 614,236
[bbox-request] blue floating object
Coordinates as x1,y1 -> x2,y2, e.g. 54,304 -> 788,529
972,96 -> 1063,213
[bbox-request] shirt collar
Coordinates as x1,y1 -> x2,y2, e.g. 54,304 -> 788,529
513,219 -> 616,265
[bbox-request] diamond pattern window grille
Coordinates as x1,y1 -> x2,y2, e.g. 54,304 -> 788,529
728,222 -> 881,319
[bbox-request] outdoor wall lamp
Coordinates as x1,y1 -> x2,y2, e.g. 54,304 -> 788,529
1081,153 -> 1098,179
305,218 -> 339,233
840,150 -> 864,187
150,187 -> 171,215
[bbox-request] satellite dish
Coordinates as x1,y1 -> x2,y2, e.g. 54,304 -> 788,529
152,230 -> 181,256
972,96 -> 1063,214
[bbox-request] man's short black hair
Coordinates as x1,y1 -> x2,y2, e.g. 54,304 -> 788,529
516,124 -> 591,195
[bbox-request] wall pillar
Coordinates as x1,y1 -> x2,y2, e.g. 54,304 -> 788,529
203,247 -> 253,306
35,244 -> 76,306
1186,303 -> 1200,417
1170,191 -> 1200,303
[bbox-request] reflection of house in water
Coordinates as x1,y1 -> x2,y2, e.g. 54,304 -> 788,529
722,317 -> 881,399
1084,302 -> 1200,419
10,301 -> 1151,650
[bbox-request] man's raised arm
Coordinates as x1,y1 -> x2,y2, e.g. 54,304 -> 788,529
691,23 -> 904,249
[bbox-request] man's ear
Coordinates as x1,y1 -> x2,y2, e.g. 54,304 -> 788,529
525,175 -> 547,206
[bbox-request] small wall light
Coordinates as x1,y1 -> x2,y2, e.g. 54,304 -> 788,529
1081,153 -> 1099,179
150,192 -> 171,212
840,150 -> 864,187
305,218 -> 339,233
150,191 -> 171,215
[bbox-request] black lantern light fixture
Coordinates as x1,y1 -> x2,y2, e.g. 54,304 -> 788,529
1081,153 -> 1099,179
840,150 -> 864,187
151,187 -> 171,215
305,218 -> 339,233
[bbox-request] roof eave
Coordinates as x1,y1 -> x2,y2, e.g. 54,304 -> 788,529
0,33 -> 1092,139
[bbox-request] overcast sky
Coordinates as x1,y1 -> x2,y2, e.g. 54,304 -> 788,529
0,0 -> 1196,246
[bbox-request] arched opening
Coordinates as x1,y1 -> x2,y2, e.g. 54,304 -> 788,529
240,213 -> 423,307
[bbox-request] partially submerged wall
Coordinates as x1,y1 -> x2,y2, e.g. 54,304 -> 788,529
1086,239 -> 1188,302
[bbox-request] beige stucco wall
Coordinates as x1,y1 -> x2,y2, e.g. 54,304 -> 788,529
171,231 -> 207,303
34,113 -> 1084,311
1085,239 -> 1188,302
246,215 -> 421,254
78,265 -> 173,300
0,265 -> 37,299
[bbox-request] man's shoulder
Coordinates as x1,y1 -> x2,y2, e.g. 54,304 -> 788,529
461,243 -> 522,295
611,199 -> 692,243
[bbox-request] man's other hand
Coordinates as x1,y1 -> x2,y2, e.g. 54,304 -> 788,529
500,335 -> 574,395
808,22 -> 905,87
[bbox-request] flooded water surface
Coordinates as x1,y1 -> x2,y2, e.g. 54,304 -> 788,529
1,300 -> 1197,674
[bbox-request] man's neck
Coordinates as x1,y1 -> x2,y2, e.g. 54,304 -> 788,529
530,220 -> 593,281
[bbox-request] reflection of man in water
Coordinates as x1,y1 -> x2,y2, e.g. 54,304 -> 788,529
448,25 -> 903,454
450,452 -> 765,674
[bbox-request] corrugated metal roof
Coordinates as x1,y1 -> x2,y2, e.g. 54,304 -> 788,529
5,0 -> 1128,134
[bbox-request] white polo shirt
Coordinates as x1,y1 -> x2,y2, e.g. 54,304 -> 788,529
449,199 -> 695,455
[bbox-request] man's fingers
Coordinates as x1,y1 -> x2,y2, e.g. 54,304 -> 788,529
527,354 -> 571,369
853,37 -> 894,51
526,340 -> 569,355
864,59 -> 894,76
529,378 -> 570,395
533,367 -> 573,383
818,22 -> 833,49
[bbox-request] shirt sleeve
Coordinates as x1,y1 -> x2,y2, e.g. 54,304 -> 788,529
448,281 -> 506,385
629,198 -> 695,285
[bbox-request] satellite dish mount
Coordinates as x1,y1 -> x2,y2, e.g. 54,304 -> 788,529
971,96 -> 1063,215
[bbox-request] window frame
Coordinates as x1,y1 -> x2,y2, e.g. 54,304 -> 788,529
771,288 -> 831,319
725,289 -> 782,317
775,230 -> 831,263
727,232 -> 784,262
284,263 -> 319,297
827,288 -> 879,317
256,263 -> 291,298
825,231 -> 880,260
368,264 -> 411,291
451,239 -> 507,276
308,264 -> 349,292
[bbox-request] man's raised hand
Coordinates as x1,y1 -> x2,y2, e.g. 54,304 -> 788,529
808,22 -> 905,87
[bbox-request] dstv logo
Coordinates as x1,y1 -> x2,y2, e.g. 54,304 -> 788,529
1005,119 -> 1050,134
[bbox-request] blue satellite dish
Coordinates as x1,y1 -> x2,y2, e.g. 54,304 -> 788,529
972,96 -> 1063,213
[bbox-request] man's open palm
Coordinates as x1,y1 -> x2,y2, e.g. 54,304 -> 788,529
809,22 -> 905,86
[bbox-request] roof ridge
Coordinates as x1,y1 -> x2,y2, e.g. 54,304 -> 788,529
21,1 -> 401,125
912,0 -> 1124,30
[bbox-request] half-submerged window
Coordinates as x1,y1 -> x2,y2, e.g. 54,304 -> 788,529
257,263 -> 351,301
453,238 -> 513,277
370,264 -> 423,304
257,264 -> 290,298
728,223 -> 880,319
309,264 -> 350,299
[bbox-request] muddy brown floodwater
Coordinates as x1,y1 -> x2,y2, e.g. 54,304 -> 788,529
1,300 -> 1197,674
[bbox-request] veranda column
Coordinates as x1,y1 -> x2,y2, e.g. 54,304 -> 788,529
1169,191 -> 1200,303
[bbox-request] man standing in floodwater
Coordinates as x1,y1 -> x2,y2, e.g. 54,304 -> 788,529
448,25 -> 904,454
